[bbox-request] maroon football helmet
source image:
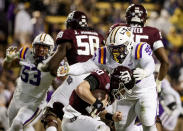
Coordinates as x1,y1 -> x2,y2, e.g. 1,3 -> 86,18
125,4 -> 147,26
66,11 -> 88,29
110,66 -> 135,100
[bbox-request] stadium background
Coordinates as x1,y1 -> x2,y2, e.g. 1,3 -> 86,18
0,0 -> 183,130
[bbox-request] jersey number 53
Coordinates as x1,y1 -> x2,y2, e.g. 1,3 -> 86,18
21,65 -> 41,86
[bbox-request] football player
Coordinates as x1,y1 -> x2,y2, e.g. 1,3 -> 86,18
62,69 -> 122,131
58,26 -> 158,131
38,11 -> 104,131
109,4 -> 169,93
3,33 -> 55,131
155,64 -> 182,131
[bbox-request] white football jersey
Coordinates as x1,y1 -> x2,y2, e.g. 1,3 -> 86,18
68,42 -> 156,99
13,47 -> 54,106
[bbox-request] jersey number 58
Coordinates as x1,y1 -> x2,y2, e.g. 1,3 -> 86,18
76,35 -> 99,56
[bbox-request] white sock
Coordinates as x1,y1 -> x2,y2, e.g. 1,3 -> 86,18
46,126 -> 57,131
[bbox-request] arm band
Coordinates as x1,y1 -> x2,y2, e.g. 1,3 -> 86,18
93,99 -> 103,110
105,113 -> 113,121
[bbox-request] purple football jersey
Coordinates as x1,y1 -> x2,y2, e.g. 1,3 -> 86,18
56,29 -> 104,65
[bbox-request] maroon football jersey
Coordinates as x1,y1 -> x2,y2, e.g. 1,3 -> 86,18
56,29 -> 104,65
109,23 -> 163,50
69,69 -> 110,115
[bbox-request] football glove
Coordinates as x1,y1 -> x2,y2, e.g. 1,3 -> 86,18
156,79 -> 162,93
133,68 -> 149,81
57,62 -> 69,77
5,46 -> 19,62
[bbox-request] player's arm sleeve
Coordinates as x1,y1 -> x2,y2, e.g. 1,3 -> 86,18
151,29 -> 164,51
139,43 -> 155,75
153,40 -> 164,51
84,74 -> 99,91
56,30 -> 73,45
68,59 -> 99,75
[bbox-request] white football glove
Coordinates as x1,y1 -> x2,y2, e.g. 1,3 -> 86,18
5,46 -> 19,62
57,62 -> 69,77
156,79 -> 162,93
133,68 -> 149,81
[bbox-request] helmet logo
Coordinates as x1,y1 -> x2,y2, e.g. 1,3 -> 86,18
105,83 -> 110,90
79,15 -> 87,27
119,28 -> 129,35
119,71 -> 132,84
126,31 -> 131,37
68,12 -> 74,19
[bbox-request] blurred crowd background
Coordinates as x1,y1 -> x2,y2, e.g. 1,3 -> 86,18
0,0 -> 183,129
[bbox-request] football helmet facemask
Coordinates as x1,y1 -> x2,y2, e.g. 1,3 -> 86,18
126,4 -> 147,26
106,26 -> 134,63
110,66 -> 135,100
66,11 -> 88,29
32,33 -> 54,64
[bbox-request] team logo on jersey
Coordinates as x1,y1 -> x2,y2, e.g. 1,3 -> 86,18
105,83 -> 110,90
67,76 -> 73,85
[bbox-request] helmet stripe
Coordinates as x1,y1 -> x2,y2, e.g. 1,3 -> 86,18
109,27 -> 116,43
40,33 -> 44,41
40,33 -> 46,42
113,26 -> 121,43
111,26 -> 121,43
43,34 -> 47,41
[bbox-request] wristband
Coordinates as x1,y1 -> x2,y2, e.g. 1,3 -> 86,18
105,113 -> 113,121
93,99 -> 103,110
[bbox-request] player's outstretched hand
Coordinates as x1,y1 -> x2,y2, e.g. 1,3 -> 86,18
5,46 -> 19,62
57,62 -> 69,77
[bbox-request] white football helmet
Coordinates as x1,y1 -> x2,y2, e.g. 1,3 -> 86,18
106,26 -> 134,63
32,33 -> 54,63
